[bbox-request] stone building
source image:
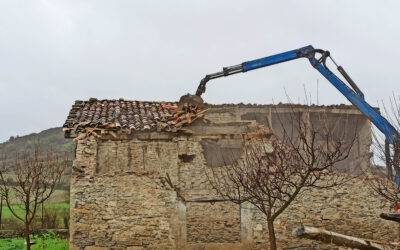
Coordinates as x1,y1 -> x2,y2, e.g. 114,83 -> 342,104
63,99 -> 398,249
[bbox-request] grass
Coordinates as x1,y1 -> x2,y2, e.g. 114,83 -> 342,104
0,237 -> 69,250
0,202 -> 70,230
0,188 -> 69,224
0,187 -> 70,230
47,190 -> 69,203
1,202 -> 69,221
0,189 -> 69,205
0,238 -> 23,250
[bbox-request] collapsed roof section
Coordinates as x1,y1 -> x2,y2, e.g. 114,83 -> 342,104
62,97 -> 363,140
63,98 -> 204,138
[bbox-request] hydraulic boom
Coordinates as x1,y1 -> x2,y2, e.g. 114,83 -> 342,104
192,45 -> 399,143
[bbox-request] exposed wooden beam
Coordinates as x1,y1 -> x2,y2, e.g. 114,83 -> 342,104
109,131 -> 117,138
72,133 -> 86,142
293,224 -> 396,250
380,213 -> 400,223
184,197 -> 228,203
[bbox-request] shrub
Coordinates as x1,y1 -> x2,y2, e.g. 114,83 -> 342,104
43,208 -> 58,229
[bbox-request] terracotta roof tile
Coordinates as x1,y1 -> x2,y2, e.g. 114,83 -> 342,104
63,99 -> 201,133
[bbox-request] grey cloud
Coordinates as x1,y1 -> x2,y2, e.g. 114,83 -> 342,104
0,0 -> 399,142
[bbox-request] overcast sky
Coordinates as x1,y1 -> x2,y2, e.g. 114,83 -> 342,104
1,0 -> 399,142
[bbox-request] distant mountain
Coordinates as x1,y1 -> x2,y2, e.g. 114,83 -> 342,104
0,127 -> 75,164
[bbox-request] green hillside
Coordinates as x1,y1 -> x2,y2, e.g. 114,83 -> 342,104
0,128 -> 73,230
0,127 -> 75,164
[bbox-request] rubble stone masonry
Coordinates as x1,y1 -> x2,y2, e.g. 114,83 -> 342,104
69,105 -> 399,249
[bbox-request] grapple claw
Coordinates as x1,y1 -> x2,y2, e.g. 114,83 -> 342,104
177,94 -> 205,111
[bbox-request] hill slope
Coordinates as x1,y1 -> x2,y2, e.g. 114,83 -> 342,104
0,127 -> 75,164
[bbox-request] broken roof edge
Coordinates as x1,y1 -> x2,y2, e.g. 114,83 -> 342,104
63,98 -> 205,139
70,97 -> 365,109
204,102 -> 363,109
63,97 -> 376,140
73,97 -> 360,108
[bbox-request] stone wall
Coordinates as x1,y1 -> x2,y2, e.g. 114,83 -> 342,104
186,202 -> 240,243
70,138 -> 183,249
69,105 -> 394,250
249,176 -> 399,249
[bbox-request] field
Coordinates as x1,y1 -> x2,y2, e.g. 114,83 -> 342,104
0,190 -> 70,248
0,201 -> 70,230
0,188 -> 70,230
0,237 -> 68,250
1,202 -> 69,220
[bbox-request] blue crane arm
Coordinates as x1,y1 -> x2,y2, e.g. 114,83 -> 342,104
195,45 -> 399,143
311,55 -> 398,143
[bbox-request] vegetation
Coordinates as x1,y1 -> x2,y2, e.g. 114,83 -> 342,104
0,142 -> 67,250
0,127 -> 73,192
0,232 -> 68,250
0,202 -> 69,230
0,127 -> 72,231
367,96 -> 400,210
0,127 -> 74,166
30,232 -> 69,250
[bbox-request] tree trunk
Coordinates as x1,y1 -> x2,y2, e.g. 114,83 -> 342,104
393,142 -> 400,176
267,219 -> 277,250
41,198 -> 44,229
25,221 -> 30,250
25,198 -> 30,250
0,195 -> 3,230
385,139 -> 393,180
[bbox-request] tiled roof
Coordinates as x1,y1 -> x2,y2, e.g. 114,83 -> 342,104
63,98 -> 201,133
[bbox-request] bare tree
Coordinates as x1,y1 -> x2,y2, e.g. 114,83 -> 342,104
368,140 -> 400,214
370,96 -> 400,179
0,142 -> 67,250
367,95 -> 400,211
368,173 -> 400,209
206,106 -> 355,250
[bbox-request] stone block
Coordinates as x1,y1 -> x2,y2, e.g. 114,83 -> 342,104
127,247 -> 145,250
85,247 -> 108,250
69,244 -> 82,250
